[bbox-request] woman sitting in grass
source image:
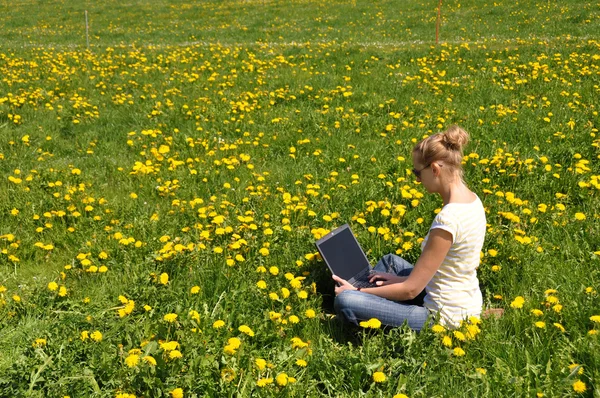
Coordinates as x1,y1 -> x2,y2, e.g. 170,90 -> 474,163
333,125 -> 486,331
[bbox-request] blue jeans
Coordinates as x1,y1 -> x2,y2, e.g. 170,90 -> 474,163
334,254 -> 432,331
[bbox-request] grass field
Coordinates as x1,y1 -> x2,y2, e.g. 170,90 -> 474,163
1,0 -> 599,396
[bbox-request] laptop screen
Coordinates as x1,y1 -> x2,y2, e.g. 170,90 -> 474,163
316,225 -> 370,281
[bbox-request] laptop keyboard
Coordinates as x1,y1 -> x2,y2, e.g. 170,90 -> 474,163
352,268 -> 378,289
353,279 -> 378,289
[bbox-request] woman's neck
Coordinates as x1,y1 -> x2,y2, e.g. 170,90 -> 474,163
439,180 -> 473,206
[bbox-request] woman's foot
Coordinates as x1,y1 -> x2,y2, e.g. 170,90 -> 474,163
482,308 -> 504,319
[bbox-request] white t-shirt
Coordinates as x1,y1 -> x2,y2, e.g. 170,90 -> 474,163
420,195 -> 486,327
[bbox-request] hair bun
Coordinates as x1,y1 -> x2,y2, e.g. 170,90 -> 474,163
442,125 -> 469,151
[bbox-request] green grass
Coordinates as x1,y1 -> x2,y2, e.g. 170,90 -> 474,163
1,0 -> 600,396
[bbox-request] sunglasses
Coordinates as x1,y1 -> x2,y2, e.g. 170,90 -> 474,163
412,163 -> 431,179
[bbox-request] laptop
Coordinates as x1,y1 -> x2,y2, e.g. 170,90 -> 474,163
315,224 -> 377,289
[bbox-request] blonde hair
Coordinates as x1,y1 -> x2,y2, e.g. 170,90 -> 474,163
413,125 -> 469,180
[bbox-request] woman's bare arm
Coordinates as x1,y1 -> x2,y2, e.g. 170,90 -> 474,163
353,229 -> 453,301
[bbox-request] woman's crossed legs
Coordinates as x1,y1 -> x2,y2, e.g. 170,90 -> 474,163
334,254 -> 431,331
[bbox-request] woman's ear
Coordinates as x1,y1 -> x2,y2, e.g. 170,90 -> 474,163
431,162 -> 441,177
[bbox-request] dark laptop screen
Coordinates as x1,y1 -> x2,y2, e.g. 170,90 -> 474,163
317,226 -> 369,281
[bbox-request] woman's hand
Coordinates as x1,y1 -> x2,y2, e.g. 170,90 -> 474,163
368,272 -> 407,286
332,275 -> 356,295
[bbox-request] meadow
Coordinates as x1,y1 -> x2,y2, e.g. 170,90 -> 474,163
0,0 -> 599,396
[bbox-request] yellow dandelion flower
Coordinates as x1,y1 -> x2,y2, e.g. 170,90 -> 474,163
159,273 -> 169,285
213,320 -> 225,329
284,272 -> 295,280
32,338 -> 47,348
510,296 -> 525,309
90,331 -> 102,342
553,323 -> 565,332
164,313 -> 178,323
256,377 -> 273,387
238,325 -> 255,336
442,335 -> 453,347
269,292 -> 279,300
188,310 -> 200,322
290,337 -> 309,349
125,354 -> 139,368
569,364 -> 584,375
552,304 -> 563,313
276,373 -> 289,386
255,358 -> 267,370
453,347 -> 466,356
160,341 -> 179,351
170,388 -> 184,398
466,324 -> 481,339
373,371 -> 386,383
359,318 -> 382,329
289,277 -> 303,289
142,356 -> 157,366
221,367 -> 236,382
572,380 -> 586,393
169,350 -> 183,359
227,337 -> 241,349
269,311 -> 282,321
585,287 -> 596,295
